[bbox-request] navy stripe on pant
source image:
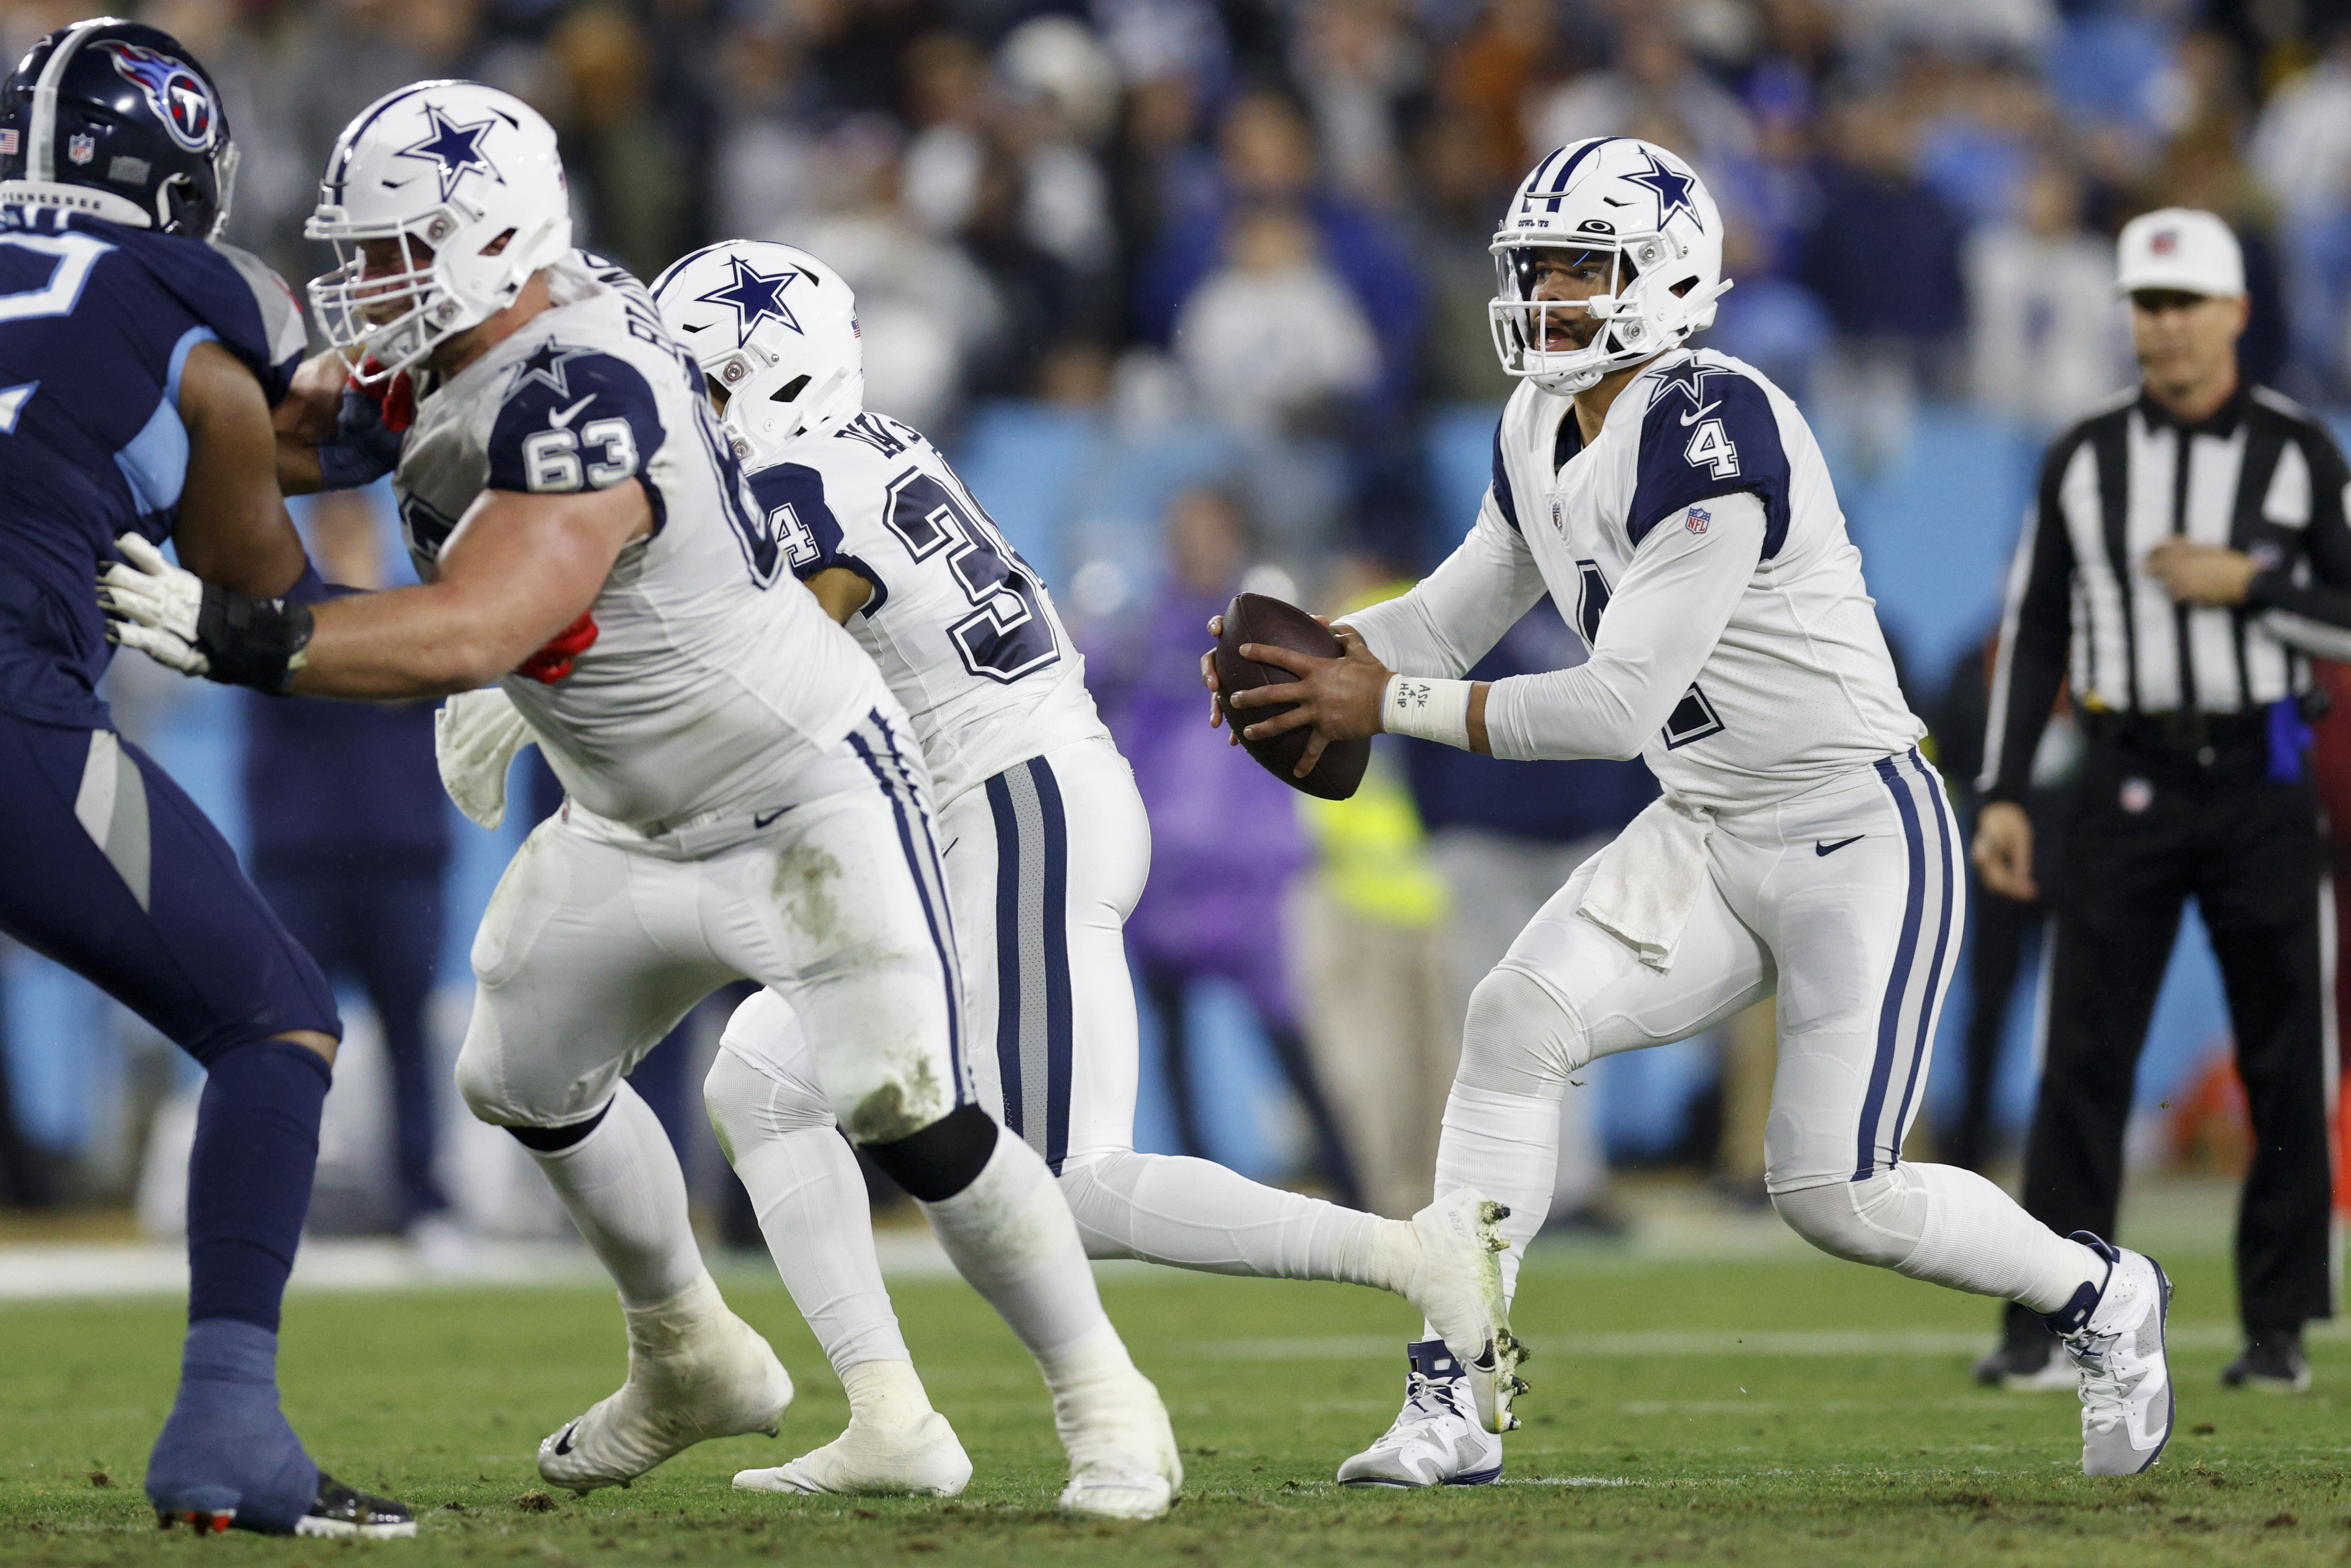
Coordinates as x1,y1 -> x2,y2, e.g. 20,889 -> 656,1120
843,711 -> 965,1093
1856,748 -> 1958,1181
986,755 -> 1074,1173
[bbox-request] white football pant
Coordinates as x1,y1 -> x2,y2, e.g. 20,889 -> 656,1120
1441,749 -> 2102,1314
714,734 -> 1399,1368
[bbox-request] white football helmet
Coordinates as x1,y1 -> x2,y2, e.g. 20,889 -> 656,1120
1489,137 -> 1730,395
649,240 -> 863,464
306,80 -> 573,383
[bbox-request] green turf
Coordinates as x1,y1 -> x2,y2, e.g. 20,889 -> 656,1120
5,1243 -> 2349,1565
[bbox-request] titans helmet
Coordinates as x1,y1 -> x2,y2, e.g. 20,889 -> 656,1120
307,81 -> 573,382
1490,137 -> 1730,395
0,17 -> 238,238
650,240 -> 864,464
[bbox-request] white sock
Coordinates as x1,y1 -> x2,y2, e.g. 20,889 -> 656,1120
840,1359 -> 938,1427
1899,1163 -> 2106,1314
1431,1081 -> 1559,1306
1771,1162 -> 2105,1314
527,1080 -> 706,1309
1058,1150 -> 1391,1284
731,1123 -> 911,1378
917,1127 -> 1111,1363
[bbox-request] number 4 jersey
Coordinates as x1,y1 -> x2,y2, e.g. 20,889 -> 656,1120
742,410 -> 1109,808
1348,346 -> 1921,813
392,251 -> 889,830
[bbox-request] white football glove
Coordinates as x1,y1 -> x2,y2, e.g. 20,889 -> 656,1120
98,534 -> 210,676
436,686 -> 538,830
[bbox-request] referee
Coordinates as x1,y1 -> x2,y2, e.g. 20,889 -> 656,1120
1973,208 -> 2349,1393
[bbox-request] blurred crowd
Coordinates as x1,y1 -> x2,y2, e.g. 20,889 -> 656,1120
3,0 -> 2346,1233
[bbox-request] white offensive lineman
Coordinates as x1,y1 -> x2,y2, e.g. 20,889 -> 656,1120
621,240 -> 1511,1490
1204,138 -> 2176,1485
99,82 -> 1180,1520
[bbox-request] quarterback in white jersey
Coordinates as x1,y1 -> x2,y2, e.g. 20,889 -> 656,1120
644,241 -> 1519,1494
103,82 -> 1180,1522
1207,138 -> 2176,1484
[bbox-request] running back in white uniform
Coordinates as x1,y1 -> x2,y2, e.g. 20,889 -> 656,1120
395,251 -> 887,831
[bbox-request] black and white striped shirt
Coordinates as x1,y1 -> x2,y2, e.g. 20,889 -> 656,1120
1980,383 -> 2351,802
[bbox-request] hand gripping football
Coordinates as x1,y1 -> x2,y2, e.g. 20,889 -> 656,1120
1213,592 -> 1371,802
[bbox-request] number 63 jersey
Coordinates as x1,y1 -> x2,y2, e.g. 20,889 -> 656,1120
740,410 -> 1109,808
392,252 -> 888,830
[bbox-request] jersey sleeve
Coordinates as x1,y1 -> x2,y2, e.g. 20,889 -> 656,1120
484,349 -> 669,523
743,460 -> 892,612
1627,367 -> 1792,560
152,236 -> 307,402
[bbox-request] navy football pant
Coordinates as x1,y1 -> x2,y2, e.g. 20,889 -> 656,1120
0,715 -> 338,1059
0,714 -> 338,1336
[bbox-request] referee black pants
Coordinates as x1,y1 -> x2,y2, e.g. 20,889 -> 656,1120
2004,727 -> 2334,1345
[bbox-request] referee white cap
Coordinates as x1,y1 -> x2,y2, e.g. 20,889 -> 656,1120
2116,208 -> 2245,298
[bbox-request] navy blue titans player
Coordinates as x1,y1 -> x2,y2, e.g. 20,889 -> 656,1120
0,18 -> 411,1539
105,81 -> 1182,1519
1207,139 -> 2177,1484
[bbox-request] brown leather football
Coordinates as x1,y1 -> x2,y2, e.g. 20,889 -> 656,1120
1213,592 -> 1370,801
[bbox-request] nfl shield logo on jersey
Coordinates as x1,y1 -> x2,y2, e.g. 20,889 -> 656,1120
67,133 -> 94,165
1686,505 -> 1712,535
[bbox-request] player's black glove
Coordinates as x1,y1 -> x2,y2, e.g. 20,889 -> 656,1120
98,535 -> 314,693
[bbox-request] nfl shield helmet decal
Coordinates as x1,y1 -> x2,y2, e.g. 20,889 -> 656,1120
67,134 -> 94,165
104,41 -> 219,153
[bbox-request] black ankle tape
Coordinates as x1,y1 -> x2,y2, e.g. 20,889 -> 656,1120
863,1103 -> 999,1202
506,1100 -> 612,1152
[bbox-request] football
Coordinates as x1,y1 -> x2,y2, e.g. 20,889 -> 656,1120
1213,592 -> 1371,802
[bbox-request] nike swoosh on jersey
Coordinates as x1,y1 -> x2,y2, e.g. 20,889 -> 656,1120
1814,835 -> 1864,856
1678,400 -> 1721,426
549,393 -> 596,429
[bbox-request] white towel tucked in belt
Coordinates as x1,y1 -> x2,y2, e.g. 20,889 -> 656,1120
1576,795 -> 1715,972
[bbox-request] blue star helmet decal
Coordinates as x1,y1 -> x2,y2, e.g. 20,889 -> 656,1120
695,255 -> 802,347
1621,148 -> 1702,232
396,102 -> 503,201
508,341 -> 596,400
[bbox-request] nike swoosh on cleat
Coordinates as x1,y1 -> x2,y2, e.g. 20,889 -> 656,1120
1815,836 -> 1864,856
753,808 -> 786,829
548,394 -> 596,429
1678,401 -> 1721,426
553,1423 -> 578,1456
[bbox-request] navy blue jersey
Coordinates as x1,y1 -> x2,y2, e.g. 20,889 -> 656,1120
0,203 -> 306,727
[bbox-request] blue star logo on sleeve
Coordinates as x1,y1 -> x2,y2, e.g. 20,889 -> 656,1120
395,103 -> 503,201
1621,149 -> 1702,232
694,255 -> 802,347
1647,356 -> 1733,414
507,341 -> 595,400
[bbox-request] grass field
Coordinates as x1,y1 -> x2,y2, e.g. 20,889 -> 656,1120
6,1241 -> 2350,1566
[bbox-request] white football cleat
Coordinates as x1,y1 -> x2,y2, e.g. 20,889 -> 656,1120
2053,1234 -> 2174,1477
1337,1340 -> 1503,1488
734,1361 -> 972,1497
1399,1188 -> 1523,1433
1049,1335 -> 1182,1522
538,1275 -> 794,1494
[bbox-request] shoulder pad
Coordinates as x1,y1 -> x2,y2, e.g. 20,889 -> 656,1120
486,344 -> 668,509
1630,358 -> 1792,558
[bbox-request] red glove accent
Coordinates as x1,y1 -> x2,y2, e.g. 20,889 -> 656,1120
517,611 -> 599,684
351,356 -> 417,433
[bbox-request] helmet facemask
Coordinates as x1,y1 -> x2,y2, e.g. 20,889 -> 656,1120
1489,230 -> 1719,396
307,208 -> 555,383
